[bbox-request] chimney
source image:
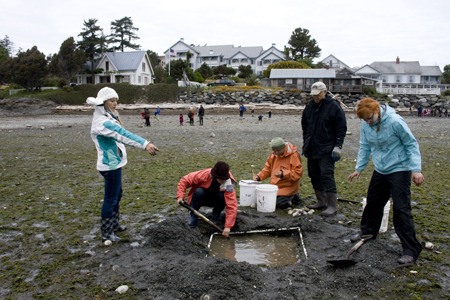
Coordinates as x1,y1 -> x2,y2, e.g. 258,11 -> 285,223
396,56 -> 400,64
180,38 -> 184,42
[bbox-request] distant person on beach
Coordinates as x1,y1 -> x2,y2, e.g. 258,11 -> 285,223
198,105 -> 205,125
86,87 -> 159,242
239,104 -> 246,117
176,161 -> 238,237
301,82 -> 347,216
154,106 -> 161,118
179,113 -> 184,126
188,109 -> 195,125
143,108 -> 151,126
348,97 -> 424,265
253,137 -> 303,209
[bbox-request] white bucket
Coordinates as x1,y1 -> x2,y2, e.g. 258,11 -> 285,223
362,198 -> 391,233
239,180 -> 260,206
256,184 -> 278,213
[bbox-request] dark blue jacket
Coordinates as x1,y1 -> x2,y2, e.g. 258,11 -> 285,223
301,94 -> 347,159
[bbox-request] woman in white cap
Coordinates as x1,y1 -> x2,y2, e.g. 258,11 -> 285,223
87,87 -> 159,242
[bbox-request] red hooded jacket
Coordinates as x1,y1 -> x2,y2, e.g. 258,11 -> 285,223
176,168 -> 238,229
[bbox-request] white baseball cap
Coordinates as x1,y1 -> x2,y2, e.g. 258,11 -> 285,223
310,82 -> 327,96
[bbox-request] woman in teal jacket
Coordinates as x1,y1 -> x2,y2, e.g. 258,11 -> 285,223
87,87 -> 159,242
348,98 -> 425,265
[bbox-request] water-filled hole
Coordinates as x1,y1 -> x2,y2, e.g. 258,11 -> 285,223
207,227 -> 307,267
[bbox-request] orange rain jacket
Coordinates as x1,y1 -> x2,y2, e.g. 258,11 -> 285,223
176,168 -> 238,229
257,142 -> 303,197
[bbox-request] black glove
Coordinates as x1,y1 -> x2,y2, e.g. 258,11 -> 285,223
331,146 -> 341,162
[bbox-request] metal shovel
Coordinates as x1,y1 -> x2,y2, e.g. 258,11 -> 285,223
327,234 -> 373,268
179,200 -> 224,234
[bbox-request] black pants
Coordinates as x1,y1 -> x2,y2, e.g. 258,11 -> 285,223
307,156 -> 337,193
361,170 -> 422,258
190,187 -> 225,217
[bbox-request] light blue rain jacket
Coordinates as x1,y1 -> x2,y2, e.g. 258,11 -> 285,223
90,106 -> 149,171
355,104 -> 421,175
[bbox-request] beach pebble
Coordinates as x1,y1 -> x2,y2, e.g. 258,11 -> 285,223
424,242 -> 434,250
104,240 -> 112,246
115,285 -> 129,294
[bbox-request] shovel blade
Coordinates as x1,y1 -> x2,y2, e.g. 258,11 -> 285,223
327,259 -> 357,268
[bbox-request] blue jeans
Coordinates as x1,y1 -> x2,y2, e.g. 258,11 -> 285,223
99,168 -> 122,218
361,170 -> 422,258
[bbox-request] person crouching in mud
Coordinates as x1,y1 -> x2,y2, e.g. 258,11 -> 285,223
253,137 -> 303,209
176,161 -> 238,237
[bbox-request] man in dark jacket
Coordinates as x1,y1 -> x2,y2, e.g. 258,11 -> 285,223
301,82 -> 347,216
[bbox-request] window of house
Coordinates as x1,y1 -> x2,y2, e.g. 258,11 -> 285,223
232,59 -> 239,64
142,62 -> 146,72
241,59 -> 248,64
382,76 -> 386,83
396,76 -> 401,83
105,61 -> 109,72
286,79 -> 293,84
409,76 -> 413,83
138,76 -> 141,84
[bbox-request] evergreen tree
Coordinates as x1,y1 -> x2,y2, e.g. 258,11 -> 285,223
286,27 -> 321,61
78,19 -> 106,82
8,46 -> 47,91
109,17 -> 140,52
442,65 -> 450,84
49,37 -> 85,84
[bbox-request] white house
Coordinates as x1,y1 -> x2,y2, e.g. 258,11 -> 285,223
77,51 -> 154,86
354,57 -> 442,94
319,54 -> 351,70
164,38 -> 286,76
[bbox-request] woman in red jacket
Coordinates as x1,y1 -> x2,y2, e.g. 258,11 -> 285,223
176,161 -> 238,237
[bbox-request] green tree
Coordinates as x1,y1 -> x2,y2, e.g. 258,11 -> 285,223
238,65 -> 253,79
49,37 -> 85,84
262,60 -> 311,78
442,64 -> 450,84
212,64 -> 236,77
286,27 -> 321,61
7,46 -> 47,91
78,19 -> 106,82
196,63 -> 213,79
0,35 -> 14,55
168,59 -> 193,81
109,17 -> 140,52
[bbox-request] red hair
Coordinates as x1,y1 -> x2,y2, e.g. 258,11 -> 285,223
356,98 -> 381,131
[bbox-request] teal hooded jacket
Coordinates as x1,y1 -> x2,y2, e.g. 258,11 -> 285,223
355,104 -> 422,175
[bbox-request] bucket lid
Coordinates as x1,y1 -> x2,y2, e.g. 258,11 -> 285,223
239,180 -> 260,185
255,184 -> 278,191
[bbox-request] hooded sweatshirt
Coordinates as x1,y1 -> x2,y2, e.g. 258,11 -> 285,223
355,104 -> 422,175
90,105 -> 149,171
257,142 -> 303,196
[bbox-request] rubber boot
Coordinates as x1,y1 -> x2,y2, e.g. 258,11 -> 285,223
307,190 -> 327,209
321,192 -> 337,216
101,218 -> 121,242
112,211 -> 127,232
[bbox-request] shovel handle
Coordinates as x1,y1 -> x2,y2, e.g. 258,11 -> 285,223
345,234 -> 373,259
179,201 -> 224,233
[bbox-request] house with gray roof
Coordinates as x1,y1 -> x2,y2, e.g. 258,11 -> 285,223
76,51 -> 154,85
269,68 -> 363,93
164,38 -> 286,76
355,57 -> 442,94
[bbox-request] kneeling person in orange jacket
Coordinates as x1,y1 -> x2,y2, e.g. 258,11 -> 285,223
253,137 -> 303,209
176,161 -> 238,237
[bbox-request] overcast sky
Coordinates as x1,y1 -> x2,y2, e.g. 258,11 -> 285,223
1,0 -> 449,70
